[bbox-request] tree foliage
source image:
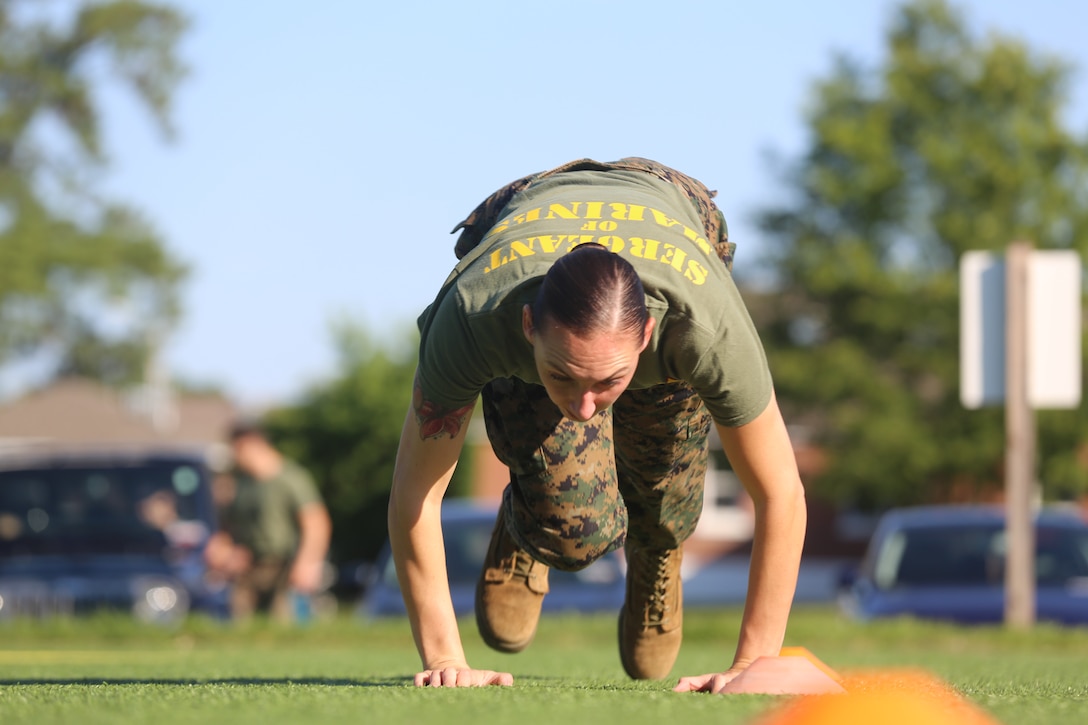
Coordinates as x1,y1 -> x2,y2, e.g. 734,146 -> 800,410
754,0 -> 1088,508
0,0 -> 189,387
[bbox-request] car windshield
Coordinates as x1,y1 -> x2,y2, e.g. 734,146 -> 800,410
0,462 -> 211,555
874,523 -> 1088,589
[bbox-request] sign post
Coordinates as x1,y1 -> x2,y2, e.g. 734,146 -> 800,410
1004,241 -> 1035,628
960,243 -> 1082,628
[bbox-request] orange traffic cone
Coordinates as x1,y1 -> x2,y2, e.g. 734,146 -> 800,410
720,647 -> 845,695
755,669 -> 1000,725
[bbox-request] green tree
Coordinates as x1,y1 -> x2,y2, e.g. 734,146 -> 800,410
753,0 -> 1088,509
0,0 -> 189,388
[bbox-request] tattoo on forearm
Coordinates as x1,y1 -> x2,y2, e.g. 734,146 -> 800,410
413,379 -> 473,440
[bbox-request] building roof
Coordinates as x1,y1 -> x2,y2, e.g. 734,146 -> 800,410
0,378 -> 238,454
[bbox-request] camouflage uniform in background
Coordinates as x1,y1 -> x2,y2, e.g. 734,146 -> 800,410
452,158 -> 735,572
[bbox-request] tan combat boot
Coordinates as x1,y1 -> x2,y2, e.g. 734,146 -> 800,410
618,543 -> 683,679
475,508 -> 550,652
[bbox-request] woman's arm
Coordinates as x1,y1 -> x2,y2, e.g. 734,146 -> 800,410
387,375 -> 513,687
674,391 -> 807,693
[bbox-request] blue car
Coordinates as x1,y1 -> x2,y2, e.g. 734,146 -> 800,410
359,500 -> 626,618
0,446 -> 229,624
839,504 -> 1088,625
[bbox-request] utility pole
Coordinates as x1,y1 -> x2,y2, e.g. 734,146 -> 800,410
143,327 -> 178,435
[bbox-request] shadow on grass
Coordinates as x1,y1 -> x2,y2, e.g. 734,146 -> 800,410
0,674 -> 642,690
0,677 -> 408,687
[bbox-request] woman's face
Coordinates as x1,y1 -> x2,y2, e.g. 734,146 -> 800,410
522,305 -> 654,422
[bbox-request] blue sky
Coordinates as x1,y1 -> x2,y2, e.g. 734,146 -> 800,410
59,0 -> 1088,406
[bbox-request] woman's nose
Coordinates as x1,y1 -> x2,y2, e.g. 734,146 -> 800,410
568,391 -> 598,422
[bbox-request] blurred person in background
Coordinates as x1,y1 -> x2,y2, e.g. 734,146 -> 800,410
205,421 -> 331,622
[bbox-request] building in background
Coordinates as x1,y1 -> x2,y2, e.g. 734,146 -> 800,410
0,377 -> 236,463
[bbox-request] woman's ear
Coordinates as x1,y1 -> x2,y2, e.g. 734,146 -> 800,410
640,316 -> 656,352
522,304 -> 535,345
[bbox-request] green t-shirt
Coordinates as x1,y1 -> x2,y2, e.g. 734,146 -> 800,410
417,169 -> 773,427
224,460 -> 323,559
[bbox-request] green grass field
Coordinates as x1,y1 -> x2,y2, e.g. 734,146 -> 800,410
0,605 -> 1085,724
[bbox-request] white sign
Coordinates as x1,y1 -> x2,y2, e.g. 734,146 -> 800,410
960,250 -> 1082,409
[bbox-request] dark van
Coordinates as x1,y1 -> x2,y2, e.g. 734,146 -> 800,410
0,446 -> 228,624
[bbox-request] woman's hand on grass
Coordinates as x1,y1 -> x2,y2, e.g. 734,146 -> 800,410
414,666 -> 514,687
672,667 -> 744,694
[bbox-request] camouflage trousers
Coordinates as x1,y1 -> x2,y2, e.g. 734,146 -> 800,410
230,556 -> 293,623
455,158 -> 732,571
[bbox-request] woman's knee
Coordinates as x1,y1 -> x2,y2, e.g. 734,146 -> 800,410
524,528 -> 624,572
507,499 -> 627,571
